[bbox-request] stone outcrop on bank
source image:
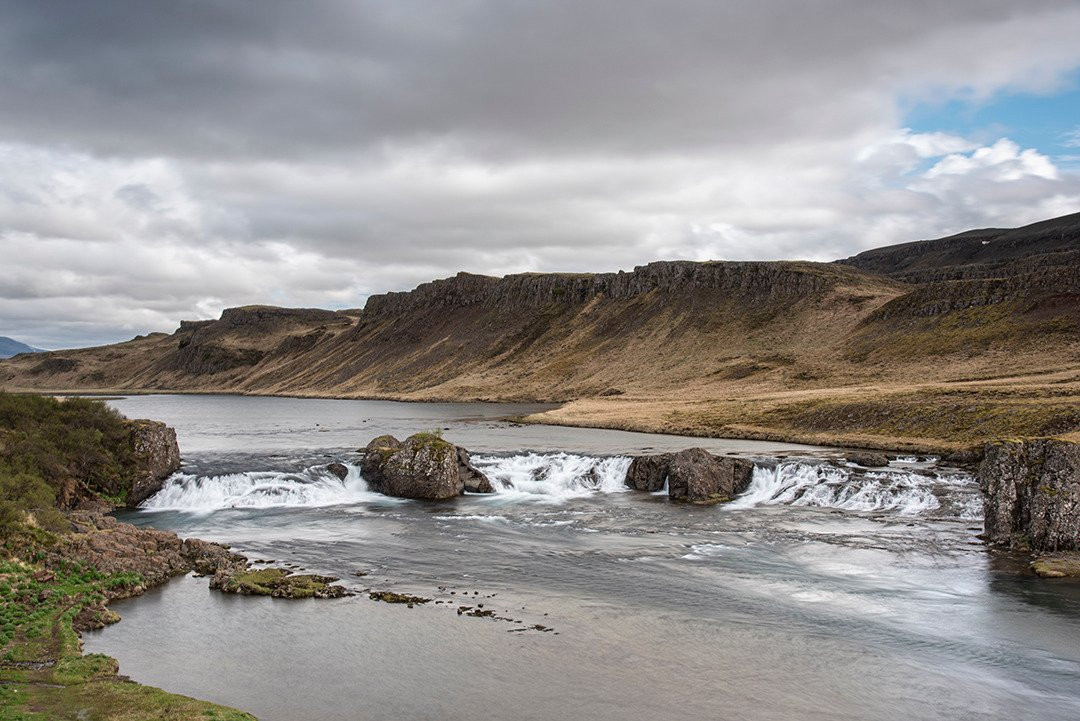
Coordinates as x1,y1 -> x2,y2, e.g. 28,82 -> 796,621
979,438 -> 1080,552
126,419 -> 182,505
360,433 -> 494,499
60,511 -> 351,607
626,449 -> 754,504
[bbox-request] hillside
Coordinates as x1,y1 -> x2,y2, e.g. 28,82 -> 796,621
0,336 -> 43,359
2,214 -> 1078,453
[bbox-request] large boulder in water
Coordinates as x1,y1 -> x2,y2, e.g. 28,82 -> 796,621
666,449 -> 754,504
627,449 -> 754,503
126,420 -> 182,506
360,433 -> 493,499
625,453 -> 673,491
980,439 -> 1080,552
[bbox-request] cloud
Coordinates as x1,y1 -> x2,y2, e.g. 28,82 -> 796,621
1,1 -> 1079,347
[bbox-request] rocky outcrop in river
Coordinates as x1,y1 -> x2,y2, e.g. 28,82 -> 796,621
627,449 -> 754,504
361,433 -> 494,499
979,438 -> 1080,552
126,419 -> 182,506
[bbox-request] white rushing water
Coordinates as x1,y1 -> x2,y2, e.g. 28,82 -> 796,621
141,453 -> 976,518
141,463 -> 379,512
726,460 -> 977,517
472,452 -> 633,500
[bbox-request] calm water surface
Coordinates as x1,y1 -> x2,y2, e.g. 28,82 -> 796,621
83,395 -> 1080,721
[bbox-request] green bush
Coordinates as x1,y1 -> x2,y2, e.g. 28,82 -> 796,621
0,393 -> 137,536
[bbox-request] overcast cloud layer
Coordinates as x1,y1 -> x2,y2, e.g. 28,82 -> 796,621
2,1 -> 1080,348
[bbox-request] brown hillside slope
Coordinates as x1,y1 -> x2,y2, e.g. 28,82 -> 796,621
3,215 -> 1079,452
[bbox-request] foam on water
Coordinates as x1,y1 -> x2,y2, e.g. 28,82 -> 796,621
141,462 -> 379,512
471,452 -> 633,501
728,461 -> 945,515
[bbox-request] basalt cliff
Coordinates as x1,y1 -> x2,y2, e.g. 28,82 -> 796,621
2,212 -> 1078,452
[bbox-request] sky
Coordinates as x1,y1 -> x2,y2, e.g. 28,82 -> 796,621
1,1 -> 1079,349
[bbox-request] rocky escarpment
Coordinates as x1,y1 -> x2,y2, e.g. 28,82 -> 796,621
979,439 -> 1080,553
171,305 -> 355,375
626,449 -> 754,504
363,260 -> 871,317
360,433 -> 494,499
2,213 -> 1078,455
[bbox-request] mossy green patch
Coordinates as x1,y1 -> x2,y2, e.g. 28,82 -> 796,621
1031,553 -> 1080,578
218,567 -> 348,599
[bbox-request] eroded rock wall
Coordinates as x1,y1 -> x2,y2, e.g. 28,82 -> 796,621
980,439 -> 1080,552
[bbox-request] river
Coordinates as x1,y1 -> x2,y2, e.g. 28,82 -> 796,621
83,394 -> 1080,721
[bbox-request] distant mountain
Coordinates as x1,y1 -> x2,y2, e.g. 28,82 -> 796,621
837,211 -> 1080,283
0,336 -> 44,359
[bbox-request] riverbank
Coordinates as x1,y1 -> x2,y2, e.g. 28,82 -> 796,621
14,368 -> 1078,457
8,383 -> 1080,462
1,520 -> 255,716
0,510 -> 355,719
0,393 -> 357,719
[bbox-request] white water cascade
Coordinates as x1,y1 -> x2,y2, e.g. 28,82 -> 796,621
140,452 -> 975,518
141,463 -> 377,512
471,452 -> 633,500
726,461 -> 945,515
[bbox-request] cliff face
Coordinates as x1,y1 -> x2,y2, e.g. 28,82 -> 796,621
364,261 -> 854,315
980,439 -> 1080,552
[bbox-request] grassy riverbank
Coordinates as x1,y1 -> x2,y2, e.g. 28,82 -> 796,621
0,393 -> 258,720
0,544 -> 254,721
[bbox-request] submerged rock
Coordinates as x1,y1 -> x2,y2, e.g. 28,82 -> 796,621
368,590 -> 431,604
628,449 -> 754,504
847,452 -> 889,468
980,438 -> 1080,552
360,433 -> 494,499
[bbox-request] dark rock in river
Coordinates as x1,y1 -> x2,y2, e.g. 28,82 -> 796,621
361,433 -> 494,499
847,452 -> 889,468
126,419 -> 182,506
625,453 -> 673,491
667,449 -> 755,504
980,439 -> 1080,552
629,449 -> 754,503
327,462 -> 349,481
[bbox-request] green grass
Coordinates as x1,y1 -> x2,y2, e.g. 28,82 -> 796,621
0,552 -> 256,720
